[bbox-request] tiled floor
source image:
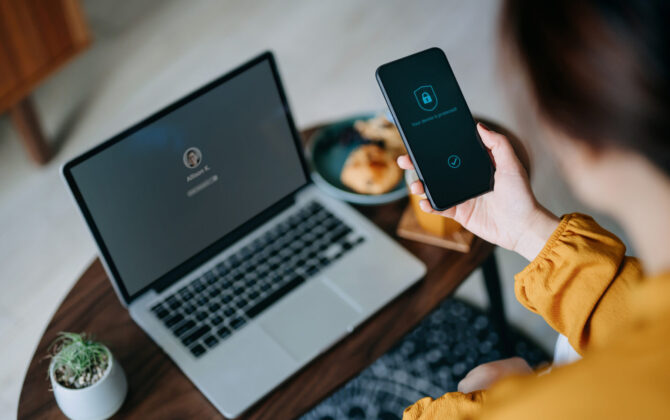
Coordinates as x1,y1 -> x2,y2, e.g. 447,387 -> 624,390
0,0 -> 631,416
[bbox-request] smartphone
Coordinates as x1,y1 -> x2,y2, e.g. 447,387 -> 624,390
376,47 -> 494,211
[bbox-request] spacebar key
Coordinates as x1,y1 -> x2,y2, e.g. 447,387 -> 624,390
246,275 -> 305,318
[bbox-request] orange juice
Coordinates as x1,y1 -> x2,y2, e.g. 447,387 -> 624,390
405,170 -> 462,236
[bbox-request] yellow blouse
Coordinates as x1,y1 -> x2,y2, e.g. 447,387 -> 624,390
403,213 -> 670,419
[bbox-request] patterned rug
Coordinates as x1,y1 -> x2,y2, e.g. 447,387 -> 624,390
302,298 -> 550,420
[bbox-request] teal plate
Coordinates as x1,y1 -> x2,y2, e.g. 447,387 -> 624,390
307,114 -> 407,205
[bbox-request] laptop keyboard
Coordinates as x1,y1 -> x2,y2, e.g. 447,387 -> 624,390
150,201 -> 365,357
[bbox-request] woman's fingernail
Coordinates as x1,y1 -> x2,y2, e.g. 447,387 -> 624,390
410,183 -> 418,194
419,200 -> 431,212
478,122 -> 490,131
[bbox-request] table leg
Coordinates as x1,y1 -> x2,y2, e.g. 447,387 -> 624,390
481,251 -> 514,357
9,96 -> 51,165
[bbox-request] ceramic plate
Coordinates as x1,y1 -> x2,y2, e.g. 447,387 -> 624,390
307,114 -> 407,205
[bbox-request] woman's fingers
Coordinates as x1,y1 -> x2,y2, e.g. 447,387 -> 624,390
419,199 -> 458,219
458,357 -> 533,394
397,155 -> 414,170
418,199 -> 436,213
409,181 -> 424,195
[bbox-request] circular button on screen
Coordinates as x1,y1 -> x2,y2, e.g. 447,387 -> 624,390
447,154 -> 461,169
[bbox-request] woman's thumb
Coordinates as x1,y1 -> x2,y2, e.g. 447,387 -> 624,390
477,123 -> 519,170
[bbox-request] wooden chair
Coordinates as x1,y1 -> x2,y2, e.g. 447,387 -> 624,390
0,0 -> 90,165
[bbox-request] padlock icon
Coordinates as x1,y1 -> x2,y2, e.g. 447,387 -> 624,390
421,91 -> 432,104
414,85 -> 438,111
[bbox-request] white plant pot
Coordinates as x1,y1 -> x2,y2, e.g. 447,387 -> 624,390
50,347 -> 127,420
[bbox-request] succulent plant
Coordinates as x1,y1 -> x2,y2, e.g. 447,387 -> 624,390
48,332 -> 109,389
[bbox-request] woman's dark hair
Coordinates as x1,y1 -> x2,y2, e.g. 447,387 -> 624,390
501,0 -> 670,174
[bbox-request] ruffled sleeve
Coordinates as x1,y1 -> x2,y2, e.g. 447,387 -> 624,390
514,213 -> 643,354
402,390 -> 486,420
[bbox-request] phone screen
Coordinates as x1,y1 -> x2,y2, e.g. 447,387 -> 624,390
376,47 -> 493,210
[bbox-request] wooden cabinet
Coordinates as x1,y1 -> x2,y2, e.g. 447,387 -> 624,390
0,0 -> 90,164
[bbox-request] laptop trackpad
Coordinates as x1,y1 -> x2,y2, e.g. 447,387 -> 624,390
259,279 -> 361,362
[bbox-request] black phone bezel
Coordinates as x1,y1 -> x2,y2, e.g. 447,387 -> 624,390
376,47 -> 494,211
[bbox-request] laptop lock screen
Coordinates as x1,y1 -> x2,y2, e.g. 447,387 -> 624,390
67,56 -> 307,298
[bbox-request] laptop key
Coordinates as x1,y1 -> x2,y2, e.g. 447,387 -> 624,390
182,325 -> 211,346
174,320 -> 196,337
216,263 -> 228,276
204,335 -> 219,348
217,326 -> 231,339
330,228 -> 351,243
323,243 -> 343,259
246,275 -> 305,318
155,307 -> 169,319
224,307 -> 235,317
182,304 -> 196,315
164,313 -> 184,328
279,248 -> 294,258
195,311 -> 208,321
211,315 -> 224,326
190,344 -> 206,357
230,317 -> 246,330
204,273 -> 216,284
228,254 -> 240,266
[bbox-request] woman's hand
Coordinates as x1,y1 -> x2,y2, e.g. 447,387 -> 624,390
457,357 -> 533,393
398,123 -> 559,261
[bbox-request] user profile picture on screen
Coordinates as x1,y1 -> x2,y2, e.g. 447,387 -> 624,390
183,147 -> 202,169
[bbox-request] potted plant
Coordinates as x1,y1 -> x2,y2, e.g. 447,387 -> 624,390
48,332 -> 127,420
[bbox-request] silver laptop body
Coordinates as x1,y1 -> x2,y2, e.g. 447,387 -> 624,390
62,52 -> 425,418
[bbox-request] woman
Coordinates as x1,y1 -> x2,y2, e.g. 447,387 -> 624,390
401,1 -> 670,418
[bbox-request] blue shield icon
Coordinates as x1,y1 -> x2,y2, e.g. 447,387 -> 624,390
414,85 -> 438,112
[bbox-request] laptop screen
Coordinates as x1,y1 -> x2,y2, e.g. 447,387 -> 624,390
66,54 -> 308,300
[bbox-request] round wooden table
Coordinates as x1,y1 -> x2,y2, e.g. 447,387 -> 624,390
18,123 -> 521,419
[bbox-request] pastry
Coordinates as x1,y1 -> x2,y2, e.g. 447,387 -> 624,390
340,144 -> 403,194
353,115 -> 406,157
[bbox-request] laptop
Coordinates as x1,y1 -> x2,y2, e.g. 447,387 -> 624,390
62,51 -> 426,417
